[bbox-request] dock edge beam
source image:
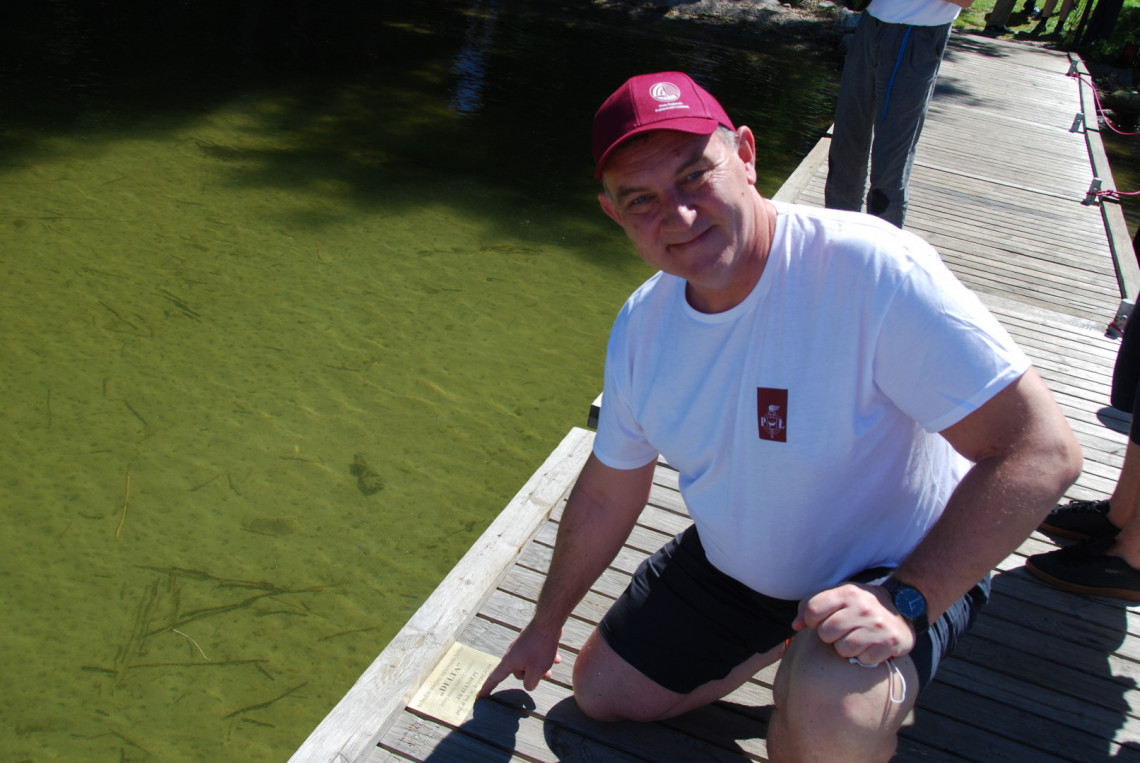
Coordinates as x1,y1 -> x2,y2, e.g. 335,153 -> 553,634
290,426 -> 596,763
1071,52 -> 1140,306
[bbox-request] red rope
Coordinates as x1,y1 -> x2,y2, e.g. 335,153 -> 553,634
1068,69 -> 1140,136
1094,188 -> 1140,201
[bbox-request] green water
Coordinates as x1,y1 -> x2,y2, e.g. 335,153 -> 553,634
0,2 -> 839,759
1104,127 -> 1140,237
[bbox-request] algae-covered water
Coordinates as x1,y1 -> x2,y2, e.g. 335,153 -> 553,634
0,1 -> 839,759
1104,128 -> 1140,237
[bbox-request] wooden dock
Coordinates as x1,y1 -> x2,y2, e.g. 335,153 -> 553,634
294,34 -> 1140,762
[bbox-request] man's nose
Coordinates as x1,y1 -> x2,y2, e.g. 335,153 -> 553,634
662,190 -> 697,228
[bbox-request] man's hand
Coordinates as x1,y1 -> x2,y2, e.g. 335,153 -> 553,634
477,455 -> 654,700
793,583 -> 915,667
478,624 -> 563,697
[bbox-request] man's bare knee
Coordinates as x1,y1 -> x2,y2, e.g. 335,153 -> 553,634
572,631 -> 680,722
769,633 -> 914,762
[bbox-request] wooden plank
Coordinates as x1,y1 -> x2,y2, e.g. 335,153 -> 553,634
363,743 -> 424,763
291,427 -> 595,763
935,657 -> 1140,742
910,680 -> 1116,761
378,709 -> 538,762
386,696 -> 659,763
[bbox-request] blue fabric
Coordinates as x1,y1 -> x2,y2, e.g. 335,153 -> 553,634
881,26 -> 913,120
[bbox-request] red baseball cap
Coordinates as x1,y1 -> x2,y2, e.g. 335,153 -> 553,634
592,72 -> 735,179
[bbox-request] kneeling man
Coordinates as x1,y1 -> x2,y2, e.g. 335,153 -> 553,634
480,71 -> 1081,761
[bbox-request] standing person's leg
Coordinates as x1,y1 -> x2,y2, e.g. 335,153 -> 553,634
1051,0 -> 1075,30
1104,433 -> 1140,549
1110,313 -> 1140,416
1105,320 -> 1140,529
986,0 -> 1018,30
864,22 -> 950,228
1040,320 -> 1140,538
825,13 -> 880,215
1028,323 -> 1140,600
1026,437 -> 1140,600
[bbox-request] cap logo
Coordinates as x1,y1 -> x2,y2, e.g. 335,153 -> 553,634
649,82 -> 682,102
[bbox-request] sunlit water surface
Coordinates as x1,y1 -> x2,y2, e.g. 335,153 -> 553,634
0,1 -> 841,759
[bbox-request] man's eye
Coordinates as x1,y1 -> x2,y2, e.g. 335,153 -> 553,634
626,195 -> 651,210
685,169 -> 706,183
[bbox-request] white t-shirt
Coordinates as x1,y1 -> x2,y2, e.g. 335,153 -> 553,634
594,203 -> 1029,600
867,0 -> 961,27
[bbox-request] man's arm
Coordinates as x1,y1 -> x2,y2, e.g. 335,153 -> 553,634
797,368 -> 1081,664
479,452 -> 656,696
894,367 -> 1081,616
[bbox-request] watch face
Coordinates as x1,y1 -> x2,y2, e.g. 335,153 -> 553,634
894,587 -> 926,619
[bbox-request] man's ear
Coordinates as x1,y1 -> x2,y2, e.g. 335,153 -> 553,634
598,191 -> 623,225
737,126 -> 758,185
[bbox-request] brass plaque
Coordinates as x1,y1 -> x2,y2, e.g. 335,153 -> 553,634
407,642 -> 500,726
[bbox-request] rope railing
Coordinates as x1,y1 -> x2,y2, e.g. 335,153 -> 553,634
1068,66 -> 1140,205
1067,63 -> 1139,337
1067,68 -> 1140,137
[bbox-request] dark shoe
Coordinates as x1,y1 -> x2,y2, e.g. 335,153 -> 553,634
1038,498 -> 1120,541
1026,539 -> 1140,601
984,24 -> 1014,35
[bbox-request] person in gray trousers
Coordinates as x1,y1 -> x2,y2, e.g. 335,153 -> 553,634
825,0 -> 973,228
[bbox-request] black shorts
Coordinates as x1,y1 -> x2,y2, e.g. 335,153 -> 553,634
1112,321 -> 1140,444
598,525 -> 990,695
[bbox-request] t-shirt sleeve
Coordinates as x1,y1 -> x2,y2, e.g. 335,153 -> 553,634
593,308 -> 662,470
873,253 -> 1031,433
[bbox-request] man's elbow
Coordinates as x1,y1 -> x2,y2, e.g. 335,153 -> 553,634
1043,428 -> 1083,499
1061,436 -> 1084,490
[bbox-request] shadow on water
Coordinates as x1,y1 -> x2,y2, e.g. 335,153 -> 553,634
0,1 -> 842,760
2,0 -> 841,251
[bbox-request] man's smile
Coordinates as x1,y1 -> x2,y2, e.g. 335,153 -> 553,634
667,225 -> 714,252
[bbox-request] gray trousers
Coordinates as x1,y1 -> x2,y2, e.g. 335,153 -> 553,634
824,14 -> 951,228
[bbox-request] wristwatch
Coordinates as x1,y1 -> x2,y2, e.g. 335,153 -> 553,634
880,577 -> 929,636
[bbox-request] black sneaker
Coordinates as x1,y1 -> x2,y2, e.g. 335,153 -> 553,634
1038,499 -> 1119,541
1026,538 -> 1140,601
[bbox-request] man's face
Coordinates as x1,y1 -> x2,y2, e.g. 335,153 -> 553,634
598,127 -> 762,312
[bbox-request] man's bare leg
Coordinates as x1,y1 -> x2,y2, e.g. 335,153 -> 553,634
573,623 -> 917,762
768,630 -> 918,762
572,629 -> 784,723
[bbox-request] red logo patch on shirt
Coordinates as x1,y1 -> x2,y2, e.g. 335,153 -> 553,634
757,388 -> 788,442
